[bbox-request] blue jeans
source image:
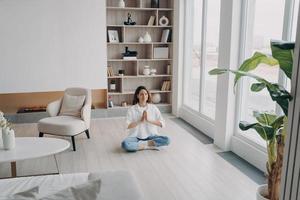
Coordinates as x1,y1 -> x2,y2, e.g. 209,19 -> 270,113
122,135 -> 170,152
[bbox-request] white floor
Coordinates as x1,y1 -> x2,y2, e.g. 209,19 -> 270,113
0,116 -> 259,200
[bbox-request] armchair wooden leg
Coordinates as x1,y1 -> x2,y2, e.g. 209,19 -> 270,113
39,132 -> 44,137
85,129 -> 90,139
71,136 -> 76,151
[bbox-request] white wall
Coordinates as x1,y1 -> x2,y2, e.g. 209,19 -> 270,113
0,0 -> 107,93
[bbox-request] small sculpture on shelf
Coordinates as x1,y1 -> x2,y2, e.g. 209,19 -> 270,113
143,32 -> 152,43
143,66 -> 150,75
150,68 -> 157,75
122,46 -> 137,60
138,36 -> 144,43
124,13 -> 136,25
118,69 -> 125,76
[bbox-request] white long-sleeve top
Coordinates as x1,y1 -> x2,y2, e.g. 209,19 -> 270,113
126,103 -> 165,139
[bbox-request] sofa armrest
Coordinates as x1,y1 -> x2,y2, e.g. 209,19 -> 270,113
47,99 -> 62,117
81,104 -> 91,129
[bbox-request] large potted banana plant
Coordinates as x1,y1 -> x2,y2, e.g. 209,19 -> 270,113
209,40 -> 294,200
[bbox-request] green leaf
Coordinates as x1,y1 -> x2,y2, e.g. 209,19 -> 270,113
266,83 -> 292,115
239,121 -> 275,141
208,68 -> 293,115
271,115 -> 285,132
208,68 -> 228,75
271,40 -> 295,79
253,111 -> 277,125
234,52 -> 278,85
251,83 -> 266,92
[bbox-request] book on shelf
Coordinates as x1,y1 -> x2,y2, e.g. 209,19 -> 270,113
147,16 -> 156,26
161,80 -> 171,91
123,56 -> 137,60
107,66 -> 114,77
161,29 -> 170,43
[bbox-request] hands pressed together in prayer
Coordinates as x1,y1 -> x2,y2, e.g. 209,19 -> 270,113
128,111 -> 163,129
141,111 -> 148,122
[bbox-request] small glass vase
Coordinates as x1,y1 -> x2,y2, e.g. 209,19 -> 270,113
2,127 -> 15,150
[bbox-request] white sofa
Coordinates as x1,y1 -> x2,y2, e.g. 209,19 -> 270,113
0,170 -> 142,200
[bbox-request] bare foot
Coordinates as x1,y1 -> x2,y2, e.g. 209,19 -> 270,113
147,140 -> 156,147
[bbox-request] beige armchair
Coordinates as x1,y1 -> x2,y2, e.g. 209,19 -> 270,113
38,88 -> 92,151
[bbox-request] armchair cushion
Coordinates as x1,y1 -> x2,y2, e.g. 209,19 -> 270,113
59,94 -> 85,117
47,99 -> 62,117
38,116 -> 87,136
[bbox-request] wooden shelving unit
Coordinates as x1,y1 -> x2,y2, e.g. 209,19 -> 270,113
106,0 -> 173,109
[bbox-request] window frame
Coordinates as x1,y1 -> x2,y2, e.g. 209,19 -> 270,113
182,0 -> 220,122
234,0 -> 298,151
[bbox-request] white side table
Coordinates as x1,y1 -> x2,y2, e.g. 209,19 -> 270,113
0,137 -> 70,178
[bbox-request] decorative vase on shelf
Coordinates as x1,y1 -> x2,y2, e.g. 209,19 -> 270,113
2,127 -> 15,150
138,36 -> 144,43
143,32 -> 152,43
151,0 -> 159,8
143,66 -> 151,75
118,0 -> 125,8
150,68 -> 157,75
159,16 -> 169,26
152,93 -> 161,104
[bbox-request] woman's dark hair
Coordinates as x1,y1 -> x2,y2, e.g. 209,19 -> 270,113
132,86 -> 152,105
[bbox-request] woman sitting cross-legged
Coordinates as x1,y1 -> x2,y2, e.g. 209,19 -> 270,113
121,86 -> 170,152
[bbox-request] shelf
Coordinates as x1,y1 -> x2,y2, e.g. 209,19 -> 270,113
108,75 -> 172,78
108,59 -> 137,62
108,103 -> 171,109
107,42 -> 172,45
106,1 -> 173,111
107,7 -> 173,11
138,59 -> 172,61
108,90 -> 171,95
108,59 -> 172,62
107,25 -> 172,28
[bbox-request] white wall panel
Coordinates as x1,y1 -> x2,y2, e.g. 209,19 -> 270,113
0,0 -> 107,93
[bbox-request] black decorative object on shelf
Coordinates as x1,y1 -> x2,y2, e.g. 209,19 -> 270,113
118,69 -> 125,76
124,13 -> 136,25
122,47 -> 137,57
151,0 -> 159,8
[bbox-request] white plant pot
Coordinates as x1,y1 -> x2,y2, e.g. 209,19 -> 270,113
2,127 -> 15,150
256,184 -> 269,200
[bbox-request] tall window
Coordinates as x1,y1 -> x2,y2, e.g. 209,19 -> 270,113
201,0 -> 220,119
292,0 -> 300,41
183,0 -> 220,120
238,0 -> 299,146
183,0 -> 202,111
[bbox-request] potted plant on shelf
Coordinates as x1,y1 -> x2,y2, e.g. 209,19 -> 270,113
209,40 -> 295,200
0,111 -> 15,150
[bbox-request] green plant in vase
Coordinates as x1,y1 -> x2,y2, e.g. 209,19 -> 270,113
209,40 -> 294,200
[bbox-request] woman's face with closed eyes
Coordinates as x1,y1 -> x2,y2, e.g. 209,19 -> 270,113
138,89 -> 148,103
